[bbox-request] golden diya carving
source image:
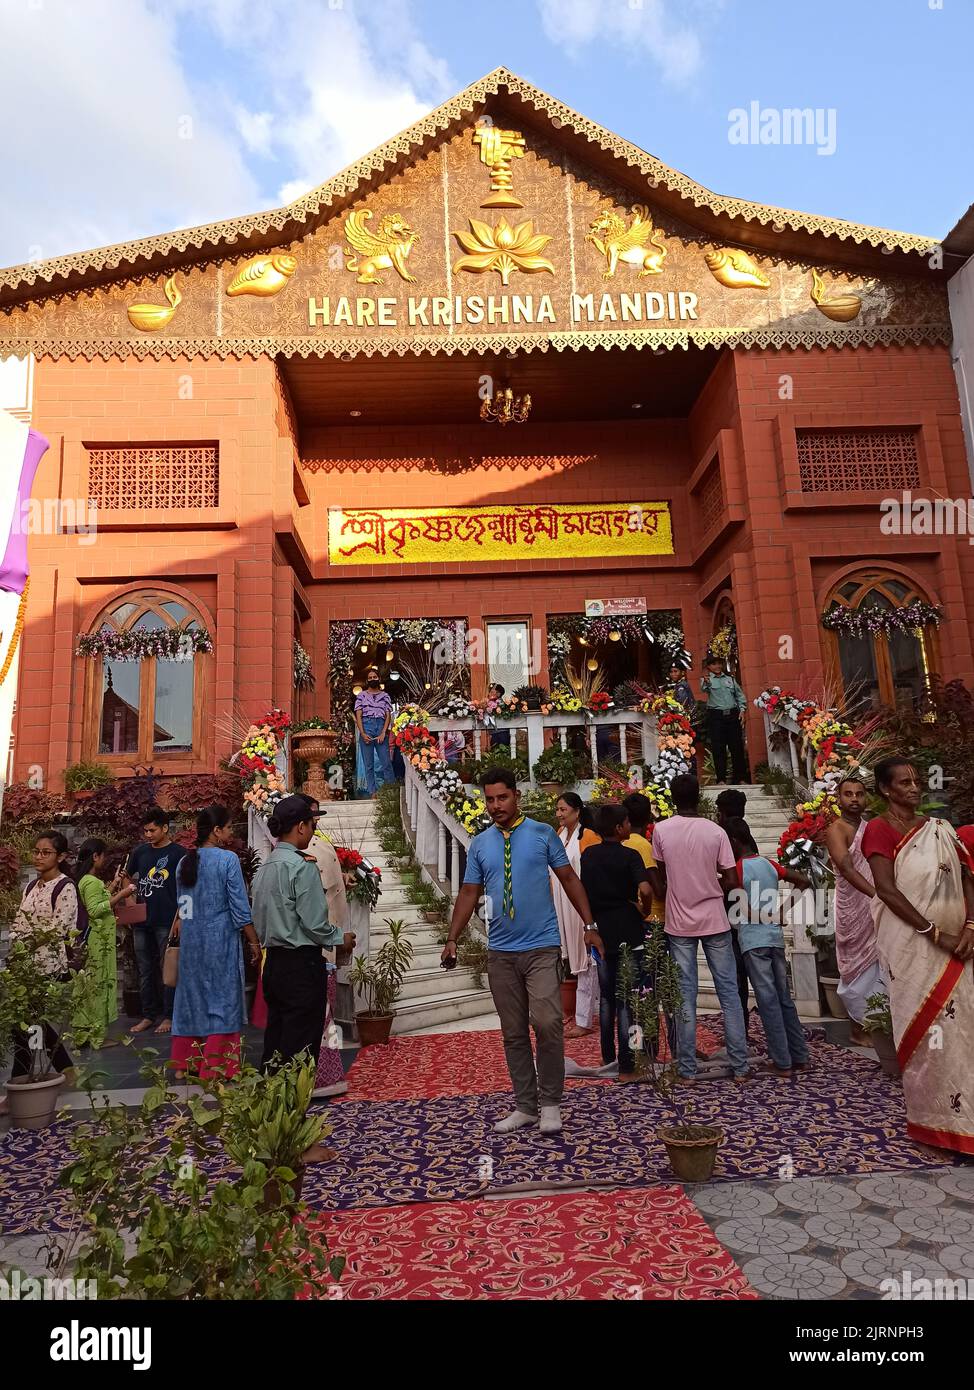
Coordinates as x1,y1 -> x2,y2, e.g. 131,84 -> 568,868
472,124 -> 526,208
586,206 -> 666,279
453,216 -> 554,285
705,248 -> 770,289
226,253 -> 297,297
126,274 -> 181,331
344,209 -> 418,284
810,268 -> 862,322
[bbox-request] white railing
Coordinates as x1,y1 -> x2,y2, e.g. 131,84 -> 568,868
762,708 -> 814,789
424,710 -> 659,785
404,760 -> 474,898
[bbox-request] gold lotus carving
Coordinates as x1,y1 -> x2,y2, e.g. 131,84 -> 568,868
344,210 -> 419,284
810,268 -> 861,321
705,248 -> 770,289
586,205 -> 667,279
452,216 -> 555,285
226,253 -> 297,297
472,124 -> 526,208
127,274 -> 181,331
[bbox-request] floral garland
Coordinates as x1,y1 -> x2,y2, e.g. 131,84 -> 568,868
334,845 -> 382,908
436,693 -> 474,720
821,600 -> 942,639
545,611 -> 687,680
425,763 -> 466,804
647,694 -> 697,784
706,622 -> 738,666
392,705 -> 430,735
392,723 -> 440,774
77,625 -> 213,662
293,641 -> 315,691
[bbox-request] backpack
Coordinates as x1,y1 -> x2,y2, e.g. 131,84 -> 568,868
26,874 -> 89,970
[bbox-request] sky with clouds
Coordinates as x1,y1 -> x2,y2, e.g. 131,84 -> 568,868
2,0 -> 971,268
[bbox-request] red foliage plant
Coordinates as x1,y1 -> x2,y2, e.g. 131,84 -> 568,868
0,783 -> 67,831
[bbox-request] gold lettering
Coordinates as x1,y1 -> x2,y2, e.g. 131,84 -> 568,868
571,294 -> 594,322
678,291 -> 698,320
466,295 -> 485,324
645,292 -> 665,320
334,297 -> 353,326
377,298 -> 397,326
356,298 -> 375,326
620,294 -> 643,322
512,295 -> 533,323
487,296 -> 509,323
598,294 -> 618,322
666,291 -> 677,318
408,297 -> 430,326
432,297 -> 451,326
536,295 -> 555,323
308,297 -> 329,326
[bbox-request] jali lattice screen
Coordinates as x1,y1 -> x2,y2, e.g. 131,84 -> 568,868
796,428 -> 920,493
86,445 -> 219,510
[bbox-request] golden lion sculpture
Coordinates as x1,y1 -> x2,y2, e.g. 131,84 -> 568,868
344,210 -> 419,285
586,205 -> 667,279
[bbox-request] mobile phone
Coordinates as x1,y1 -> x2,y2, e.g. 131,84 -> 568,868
441,953 -> 457,970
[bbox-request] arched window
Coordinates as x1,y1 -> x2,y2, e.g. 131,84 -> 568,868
822,570 -> 939,714
82,591 -> 211,764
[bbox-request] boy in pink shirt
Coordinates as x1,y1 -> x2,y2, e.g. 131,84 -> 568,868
653,774 -> 751,1081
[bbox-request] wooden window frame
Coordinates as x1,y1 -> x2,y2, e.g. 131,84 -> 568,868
82,591 -> 208,767
822,570 -> 941,712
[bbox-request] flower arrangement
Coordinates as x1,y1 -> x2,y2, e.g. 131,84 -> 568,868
334,845 -> 382,908
391,705 -> 429,735
77,625 -> 213,662
588,690 -> 612,714
548,688 -> 582,713
612,680 -> 648,710
755,687 -> 864,794
705,622 -> 738,665
777,790 -> 838,874
293,641 -> 315,691
648,693 -> 697,782
392,723 -> 439,775
821,601 -> 942,639
235,709 -> 290,818
436,694 -> 474,720
495,693 -> 529,719
446,788 -> 492,835
425,764 -> 465,803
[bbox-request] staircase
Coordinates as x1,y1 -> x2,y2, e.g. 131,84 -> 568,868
695,782 -> 793,1009
324,797 -> 495,1035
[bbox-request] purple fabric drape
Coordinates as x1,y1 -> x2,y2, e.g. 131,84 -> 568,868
0,427 -> 48,595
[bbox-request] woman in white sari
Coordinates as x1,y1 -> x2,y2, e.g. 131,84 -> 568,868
551,793 -> 601,1038
864,756 -> 974,1156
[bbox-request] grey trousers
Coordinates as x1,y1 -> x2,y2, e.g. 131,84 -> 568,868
487,945 -> 564,1113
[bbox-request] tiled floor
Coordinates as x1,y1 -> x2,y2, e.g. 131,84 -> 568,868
686,1168 -> 974,1299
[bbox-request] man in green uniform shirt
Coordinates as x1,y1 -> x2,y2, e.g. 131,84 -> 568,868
701,655 -> 748,785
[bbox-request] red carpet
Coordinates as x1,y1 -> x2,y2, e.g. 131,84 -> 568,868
309,1186 -> 755,1300
342,1023 -> 720,1103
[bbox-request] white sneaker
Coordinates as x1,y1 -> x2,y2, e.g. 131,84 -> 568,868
493,1109 -> 538,1134
539,1106 -> 562,1134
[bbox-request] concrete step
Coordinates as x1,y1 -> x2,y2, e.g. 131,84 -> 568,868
392,987 -> 497,1035
369,918 -> 444,943
398,965 -> 477,1001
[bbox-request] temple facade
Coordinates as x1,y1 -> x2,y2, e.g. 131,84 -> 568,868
1,68 -> 971,788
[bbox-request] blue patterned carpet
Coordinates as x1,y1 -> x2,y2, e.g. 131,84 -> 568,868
0,1036 -> 959,1237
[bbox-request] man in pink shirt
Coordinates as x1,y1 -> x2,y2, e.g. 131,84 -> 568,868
653,774 -> 751,1081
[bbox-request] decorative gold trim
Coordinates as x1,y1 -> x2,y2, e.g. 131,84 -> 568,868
1,322 -> 951,362
0,68 -> 938,298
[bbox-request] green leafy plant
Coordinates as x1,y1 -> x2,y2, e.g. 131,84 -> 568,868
348,919 -> 414,1017
64,760 -> 115,794
0,919 -> 75,1081
292,716 -> 333,733
457,746 -> 528,784
519,788 -> 560,828
51,1058 -> 342,1300
513,683 -> 550,709
532,744 -> 584,787
861,991 -> 893,1035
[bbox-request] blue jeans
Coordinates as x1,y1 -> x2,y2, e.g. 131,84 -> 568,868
133,922 -> 175,1022
360,717 -> 392,795
743,946 -> 809,1070
596,950 -> 637,1071
667,931 -> 749,1077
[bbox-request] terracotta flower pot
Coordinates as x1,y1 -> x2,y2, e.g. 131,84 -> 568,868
870,1029 -> 901,1077
657,1124 -> 723,1182
356,1013 -> 394,1046
71,788 -> 95,802
539,780 -> 562,796
5,1072 -> 66,1130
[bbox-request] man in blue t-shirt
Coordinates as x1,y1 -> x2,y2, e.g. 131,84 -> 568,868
443,766 -> 599,1135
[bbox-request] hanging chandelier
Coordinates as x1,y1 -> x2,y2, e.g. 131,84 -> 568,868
480,386 -> 532,425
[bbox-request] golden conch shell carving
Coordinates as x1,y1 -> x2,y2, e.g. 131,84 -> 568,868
127,275 -> 181,331
344,209 -> 419,284
453,216 -> 555,285
226,253 -> 297,297
472,125 -> 526,208
810,268 -> 861,322
586,205 -> 667,279
705,248 -> 770,289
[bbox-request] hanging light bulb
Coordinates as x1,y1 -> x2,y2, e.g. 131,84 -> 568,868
424,680 -> 432,688
609,629 -> 621,642
423,640 -> 431,651
359,642 -> 368,653
389,670 -> 401,681
586,657 -> 598,671
579,636 -> 589,647
352,684 -> 363,695
385,648 -> 394,662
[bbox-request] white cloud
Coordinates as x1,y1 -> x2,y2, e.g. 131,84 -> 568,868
537,0 -> 711,85
0,0 -> 260,266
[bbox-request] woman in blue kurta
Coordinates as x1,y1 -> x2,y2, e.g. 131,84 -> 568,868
171,805 -> 261,1080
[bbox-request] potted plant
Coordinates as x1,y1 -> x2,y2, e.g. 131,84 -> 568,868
619,928 -> 724,1182
0,921 -> 75,1129
861,991 -> 899,1077
347,918 -> 414,1046
220,1056 -> 333,1208
64,760 -> 114,801
532,744 -> 582,794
